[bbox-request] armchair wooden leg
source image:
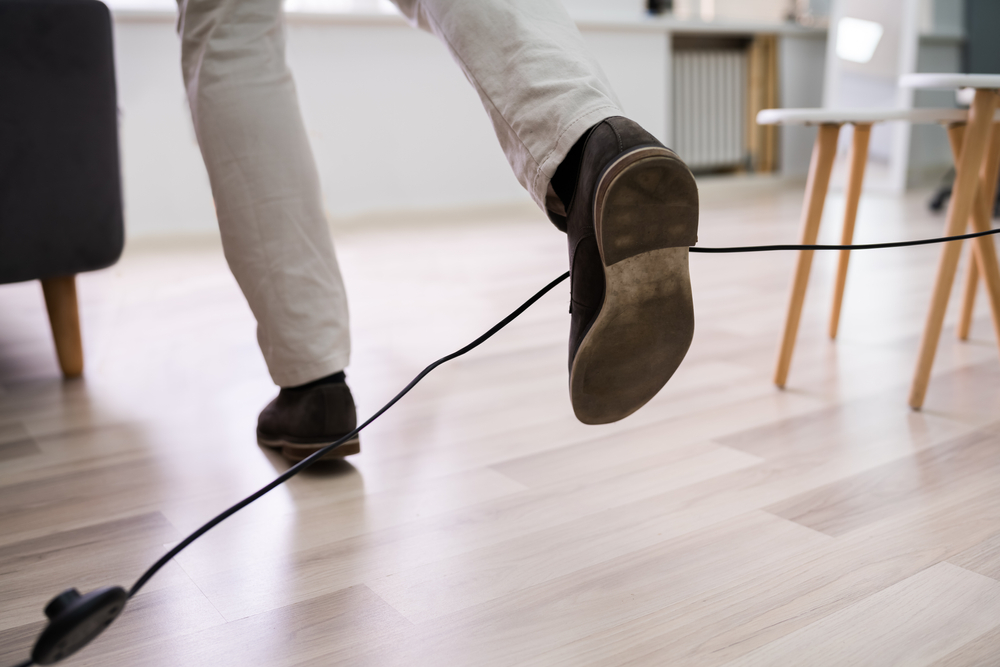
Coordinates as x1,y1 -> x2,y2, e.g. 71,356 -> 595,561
909,93 -> 998,410
40,275 -> 84,378
774,123 -> 841,388
829,123 -> 872,339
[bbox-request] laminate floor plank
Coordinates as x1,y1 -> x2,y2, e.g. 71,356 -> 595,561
715,388 -> 980,462
0,437 -> 40,463
0,621 -> 44,667
365,443 -> 762,623
948,524 -> 1000,582
0,421 -> 30,445
927,623 -> 1000,667
522,467 -> 1000,667
158,465 -> 527,574
342,378 -> 821,494
765,421 -> 1000,536
0,422 -> 155,490
490,402 -> 773,489
67,585 -> 411,667
343,512 -> 831,667
328,438 -> 1000,665
0,459 -> 177,547
0,381 -> 124,444
1,580 -> 229,666
719,563 -> 1000,667
366,407 -> 997,626
0,513 -> 185,630
175,439 -> 759,621
112,368 -> 991,625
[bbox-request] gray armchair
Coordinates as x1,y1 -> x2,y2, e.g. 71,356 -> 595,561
0,0 -> 124,377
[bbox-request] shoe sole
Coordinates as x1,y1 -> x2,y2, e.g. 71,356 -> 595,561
257,431 -> 361,462
569,147 -> 698,425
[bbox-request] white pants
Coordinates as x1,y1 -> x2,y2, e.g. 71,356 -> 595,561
177,0 -> 623,386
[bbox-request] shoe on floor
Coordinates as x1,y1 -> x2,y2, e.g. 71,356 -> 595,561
562,116 -> 698,425
257,381 -> 360,461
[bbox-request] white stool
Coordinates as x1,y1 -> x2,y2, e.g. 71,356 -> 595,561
756,105 -> 1000,394
899,74 -> 1000,410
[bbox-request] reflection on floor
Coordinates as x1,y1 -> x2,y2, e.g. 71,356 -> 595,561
2,177 -> 999,666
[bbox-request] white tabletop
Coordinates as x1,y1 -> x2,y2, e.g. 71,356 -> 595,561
899,74 -> 1000,90
756,107 -> 997,126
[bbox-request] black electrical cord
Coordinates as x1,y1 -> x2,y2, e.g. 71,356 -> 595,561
689,226 -> 999,253
120,225 -> 1000,598
127,268 -> 573,599
9,225 -> 1000,667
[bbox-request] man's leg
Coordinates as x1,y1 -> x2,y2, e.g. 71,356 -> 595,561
394,0 -> 699,423
178,0 -> 358,459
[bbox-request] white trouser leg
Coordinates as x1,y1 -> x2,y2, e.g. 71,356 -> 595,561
177,0 -> 350,388
177,0 -> 623,386
392,0 -> 625,212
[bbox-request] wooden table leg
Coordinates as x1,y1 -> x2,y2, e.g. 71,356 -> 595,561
774,123 -> 840,388
909,91 -> 998,409
956,121 -> 1000,341
40,275 -> 84,378
829,123 -> 872,339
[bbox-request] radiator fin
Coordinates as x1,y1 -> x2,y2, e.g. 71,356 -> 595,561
673,49 -> 748,170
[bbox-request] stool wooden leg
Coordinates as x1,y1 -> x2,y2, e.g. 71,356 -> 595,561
957,122 -> 1000,342
968,121 -> 1000,349
957,250 -> 980,341
774,123 -> 841,388
40,275 -> 84,378
829,123 -> 872,339
909,91 -> 998,410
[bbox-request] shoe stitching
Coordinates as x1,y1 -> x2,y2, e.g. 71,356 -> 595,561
561,123 -> 604,216
608,119 -> 624,152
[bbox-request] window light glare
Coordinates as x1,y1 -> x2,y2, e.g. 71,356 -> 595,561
836,17 -> 884,64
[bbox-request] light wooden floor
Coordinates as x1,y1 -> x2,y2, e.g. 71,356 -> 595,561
2,177 -> 1000,666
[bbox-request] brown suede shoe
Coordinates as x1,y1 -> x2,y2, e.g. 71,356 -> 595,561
563,117 -> 698,425
257,382 -> 360,461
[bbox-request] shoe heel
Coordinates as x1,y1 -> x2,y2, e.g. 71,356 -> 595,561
594,149 -> 699,267
282,436 -> 361,462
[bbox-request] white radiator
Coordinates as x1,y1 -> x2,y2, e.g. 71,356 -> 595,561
672,49 -> 748,170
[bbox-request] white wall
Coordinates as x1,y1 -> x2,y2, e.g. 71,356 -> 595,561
111,13 -> 668,238
561,0 -> 646,19
114,19 -> 216,237
674,0 -> 789,23
285,21 -> 528,221
111,7 -> 962,241
713,0 -> 788,23
580,29 -> 669,143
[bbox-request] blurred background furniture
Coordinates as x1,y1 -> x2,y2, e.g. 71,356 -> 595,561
822,0 -> 921,194
927,0 -> 1000,215
0,0 -> 124,378
756,106 -> 997,391
900,74 -> 1000,409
